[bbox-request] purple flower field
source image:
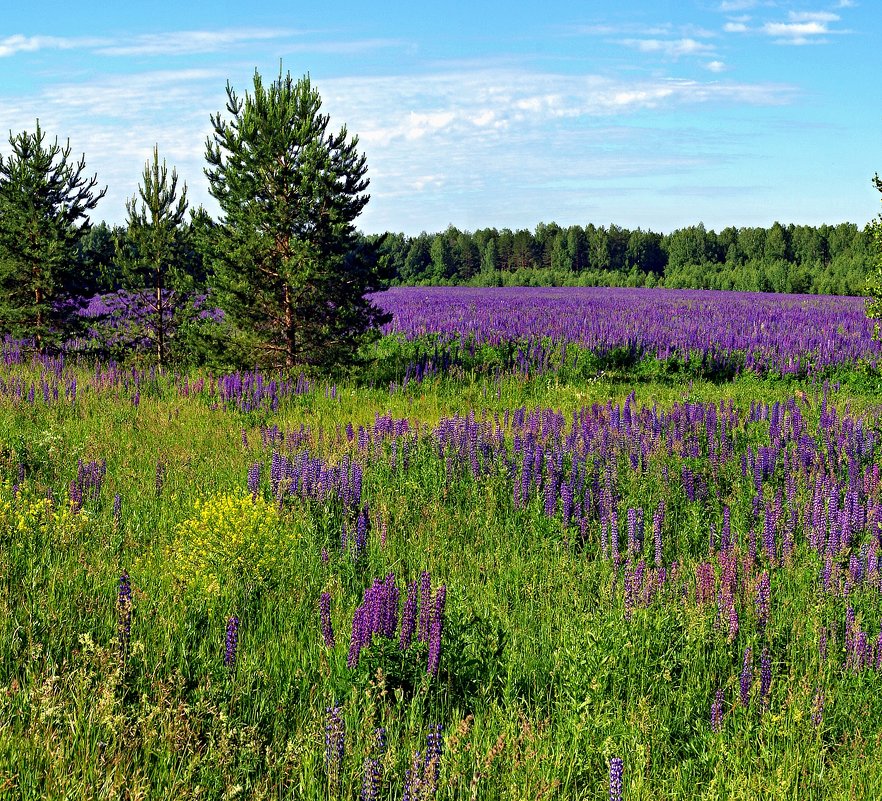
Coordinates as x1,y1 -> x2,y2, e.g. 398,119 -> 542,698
373,287 -> 880,374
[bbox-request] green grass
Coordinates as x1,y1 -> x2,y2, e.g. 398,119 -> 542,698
0,353 -> 881,799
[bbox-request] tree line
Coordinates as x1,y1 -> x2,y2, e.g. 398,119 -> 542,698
0,70 -> 389,371
371,220 -> 873,295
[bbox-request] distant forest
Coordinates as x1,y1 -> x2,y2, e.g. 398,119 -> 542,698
367,221 -> 873,295
68,218 -> 873,299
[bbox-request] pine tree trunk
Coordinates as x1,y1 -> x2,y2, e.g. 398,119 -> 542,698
156,265 -> 165,369
284,283 -> 295,368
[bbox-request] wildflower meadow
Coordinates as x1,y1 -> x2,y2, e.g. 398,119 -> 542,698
2,287 -> 882,799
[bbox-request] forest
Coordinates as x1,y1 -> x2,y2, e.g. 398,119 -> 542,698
63,217 -> 873,299
370,220 -> 872,294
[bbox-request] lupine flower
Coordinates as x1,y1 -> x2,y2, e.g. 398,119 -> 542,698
360,727 -> 386,801
117,570 -> 132,659
695,562 -> 715,604
711,688 -> 723,732
756,571 -> 770,632
740,647 -> 752,707
247,462 -> 261,499
400,580 -> 419,650
608,756 -> 624,801
653,500 -> 664,567
426,724 -> 443,788
419,571 -> 433,643
320,592 -> 335,648
325,706 -> 345,793
224,615 -> 240,670
428,586 -> 446,676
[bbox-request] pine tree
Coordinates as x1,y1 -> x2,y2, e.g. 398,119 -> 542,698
117,146 -> 189,367
204,69 -> 390,370
0,121 -> 106,348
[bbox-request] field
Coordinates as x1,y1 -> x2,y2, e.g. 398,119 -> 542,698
2,287 -> 882,800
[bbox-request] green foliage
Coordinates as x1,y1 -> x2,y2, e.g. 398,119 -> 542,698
865,173 -> 882,338
116,146 -> 191,367
204,68 -> 390,371
0,121 -> 106,347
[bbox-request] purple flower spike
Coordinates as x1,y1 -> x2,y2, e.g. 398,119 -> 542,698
711,688 -> 723,732
427,586 -> 446,676
320,592 -> 335,648
117,570 -> 132,658
400,580 -> 419,651
608,757 -> 624,801
224,615 -> 239,670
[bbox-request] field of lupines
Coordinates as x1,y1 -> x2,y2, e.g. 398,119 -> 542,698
2,287 -> 882,799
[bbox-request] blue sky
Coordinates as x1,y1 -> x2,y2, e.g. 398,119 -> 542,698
1,0 -> 877,235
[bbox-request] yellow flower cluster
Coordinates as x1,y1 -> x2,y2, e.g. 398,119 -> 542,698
171,492 -> 297,597
0,482 -> 88,546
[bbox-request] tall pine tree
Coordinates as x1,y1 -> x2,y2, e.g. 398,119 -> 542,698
204,69 -> 389,370
117,146 -> 189,368
0,121 -> 106,348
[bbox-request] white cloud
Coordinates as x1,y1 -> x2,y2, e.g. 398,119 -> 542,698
94,29 -> 294,57
718,0 -> 758,10
724,22 -> 750,33
0,34 -> 103,57
786,11 -> 840,23
619,38 -> 716,58
706,60 -> 728,72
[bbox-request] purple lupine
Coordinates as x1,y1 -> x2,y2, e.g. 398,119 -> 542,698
627,507 -> 638,558
69,479 -> 84,512
400,580 -> 419,650
348,606 -> 366,668
354,504 -> 370,559
117,570 -> 132,659
360,727 -> 386,801
224,615 -> 240,670
418,571 -> 433,643
695,562 -> 715,604
711,688 -> 724,733
320,592 -> 335,648
756,571 -> 770,632
608,756 -> 624,801
760,648 -> 771,706
425,723 -> 443,791
427,586 -> 446,676
740,647 -> 752,707
819,628 -> 828,662
653,500 -> 664,567
247,462 -> 261,499
721,505 -> 731,551
325,706 -> 345,791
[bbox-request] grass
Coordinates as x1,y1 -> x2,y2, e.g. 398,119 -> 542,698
0,345 -> 881,799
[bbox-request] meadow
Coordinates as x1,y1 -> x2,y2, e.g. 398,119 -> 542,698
1,287 -> 882,800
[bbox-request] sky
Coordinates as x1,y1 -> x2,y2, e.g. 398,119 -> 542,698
0,0 -> 878,236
